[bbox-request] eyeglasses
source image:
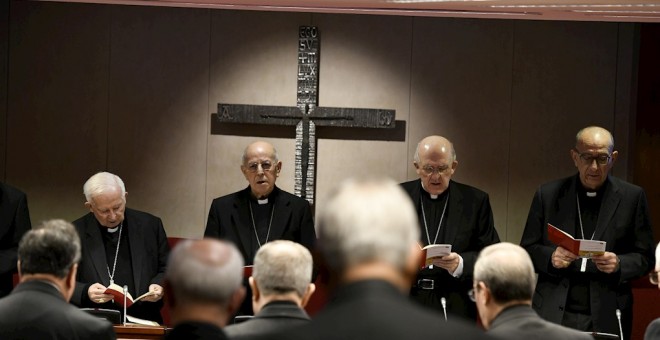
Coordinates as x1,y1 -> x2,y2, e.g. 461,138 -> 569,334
468,289 -> 476,302
245,161 -> 275,173
651,271 -> 659,285
420,165 -> 451,176
574,149 -> 611,166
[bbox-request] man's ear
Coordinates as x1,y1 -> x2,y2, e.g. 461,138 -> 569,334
248,276 -> 259,302
84,201 -> 92,212
63,263 -> 78,302
300,283 -> 316,308
16,260 -> 22,280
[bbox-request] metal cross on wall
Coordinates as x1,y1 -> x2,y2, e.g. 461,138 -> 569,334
215,26 -> 396,205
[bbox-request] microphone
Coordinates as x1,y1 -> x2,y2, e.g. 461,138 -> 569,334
441,297 -> 447,321
616,309 -> 623,340
123,285 -> 128,326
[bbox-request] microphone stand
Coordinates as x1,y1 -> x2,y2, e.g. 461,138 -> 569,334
616,309 -> 623,340
441,297 -> 447,322
123,285 -> 128,326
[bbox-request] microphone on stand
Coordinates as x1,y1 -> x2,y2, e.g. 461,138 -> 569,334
123,285 -> 128,326
616,309 -> 623,340
441,297 -> 447,321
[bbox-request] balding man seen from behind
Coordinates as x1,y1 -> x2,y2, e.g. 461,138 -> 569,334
473,242 -> 592,340
163,239 -> 245,340
224,240 -> 315,339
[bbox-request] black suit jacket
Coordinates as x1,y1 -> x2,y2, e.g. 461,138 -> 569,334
0,183 -> 32,297
0,280 -> 115,339
401,179 -> 500,318
488,305 -> 593,340
520,174 -> 654,337
166,321 -> 229,340
72,208 -> 170,322
204,186 -> 316,264
224,300 -> 310,339
274,280 -> 491,340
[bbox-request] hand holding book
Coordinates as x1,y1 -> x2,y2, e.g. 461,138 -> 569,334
103,283 -> 159,308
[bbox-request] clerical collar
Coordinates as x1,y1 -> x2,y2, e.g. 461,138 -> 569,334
577,178 -> 608,199
107,223 -> 122,233
257,198 -> 268,205
420,180 -> 449,200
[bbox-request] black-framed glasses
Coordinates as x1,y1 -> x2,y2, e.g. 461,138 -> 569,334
420,165 -> 451,176
574,149 -> 611,166
651,271 -> 659,285
245,161 -> 275,173
468,289 -> 476,302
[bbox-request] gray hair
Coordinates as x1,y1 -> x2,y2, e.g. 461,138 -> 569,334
83,172 -> 126,203
576,126 -> 614,153
166,239 -> 244,306
474,242 -> 535,304
253,240 -> 313,297
317,177 -> 420,273
19,219 -> 81,279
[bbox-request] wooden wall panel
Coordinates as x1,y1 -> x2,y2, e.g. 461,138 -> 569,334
6,1 -> 110,223
507,21 -> 621,243
409,18 -> 514,239
107,6 -> 210,238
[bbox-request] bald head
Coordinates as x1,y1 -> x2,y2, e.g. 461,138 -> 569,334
576,126 -> 614,153
241,141 -> 282,199
413,135 -> 458,196
414,135 -> 456,163
571,126 -> 618,191
166,239 -> 244,306
242,141 -> 279,164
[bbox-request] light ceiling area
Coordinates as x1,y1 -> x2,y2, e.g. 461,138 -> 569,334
36,0 -> 660,22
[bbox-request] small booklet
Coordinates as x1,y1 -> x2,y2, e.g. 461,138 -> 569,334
103,283 -> 157,308
547,223 -> 606,258
419,244 -> 452,267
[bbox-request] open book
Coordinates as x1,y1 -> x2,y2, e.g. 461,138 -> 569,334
103,283 -> 157,308
419,244 -> 452,268
126,315 -> 160,327
547,223 -> 606,258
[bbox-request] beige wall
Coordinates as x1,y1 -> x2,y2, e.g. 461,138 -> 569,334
2,1 -> 634,241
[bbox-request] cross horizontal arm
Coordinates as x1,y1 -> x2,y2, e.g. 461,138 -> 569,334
311,107 -> 395,128
217,104 -> 303,125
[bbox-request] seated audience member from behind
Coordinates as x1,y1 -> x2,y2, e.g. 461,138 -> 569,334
71,171 -> 169,323
274,178 -> 489,340
473,242 -> 591,340
0,219 -> 115,340
163,239 -> 245,340
644,242 -> 660,340
224,240 -> 315,339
